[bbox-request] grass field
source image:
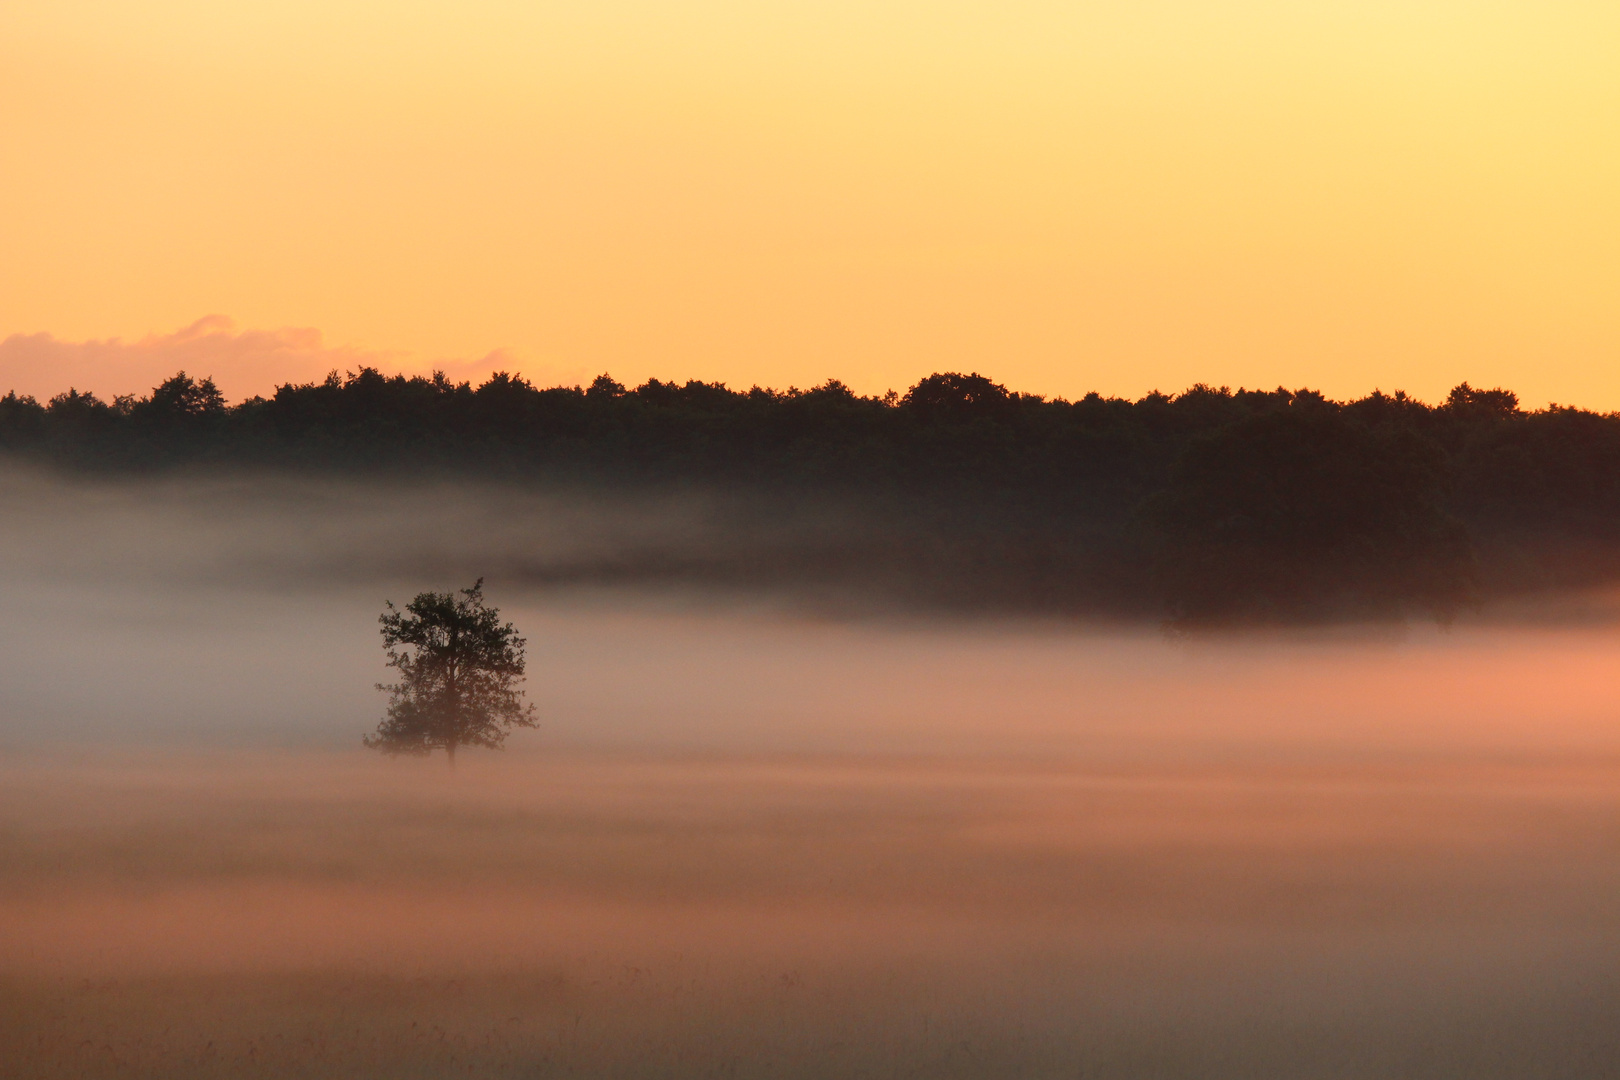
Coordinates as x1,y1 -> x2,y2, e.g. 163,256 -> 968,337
5,749 -> 1619,1078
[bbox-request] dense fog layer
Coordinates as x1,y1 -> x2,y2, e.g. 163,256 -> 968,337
3,468 -> 1620,757
5,470 -> 1620,1078
7,750 -> 1620,1078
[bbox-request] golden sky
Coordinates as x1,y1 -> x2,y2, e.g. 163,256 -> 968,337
1,1 -> 1616,405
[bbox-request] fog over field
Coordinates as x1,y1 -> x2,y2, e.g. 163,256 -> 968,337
4,470 -> 1620,1078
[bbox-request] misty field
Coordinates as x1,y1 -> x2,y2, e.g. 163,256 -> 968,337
7,751 -> 1620,1078
4,473 -> 1620,1078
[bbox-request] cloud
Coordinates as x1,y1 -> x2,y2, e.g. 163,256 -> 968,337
0,317 -> 583,403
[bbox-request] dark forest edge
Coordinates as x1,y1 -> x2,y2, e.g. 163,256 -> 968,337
6,367 -> 1619,625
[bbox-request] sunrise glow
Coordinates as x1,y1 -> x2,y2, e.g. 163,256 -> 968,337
3,0 -> 1616,404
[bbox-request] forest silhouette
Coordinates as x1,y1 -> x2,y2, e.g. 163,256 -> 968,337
4,368 -> 1617,623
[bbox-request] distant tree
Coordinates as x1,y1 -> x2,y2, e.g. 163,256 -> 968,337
0,392 -> 45,448
45,389 -> 114,432
138,372 -> 226,419
586,373 -> 626,399
902,372 -> 1012,422
1444,382 -> 1520,421
366,579 -> 537,765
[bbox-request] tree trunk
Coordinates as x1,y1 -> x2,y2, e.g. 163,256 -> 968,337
446,741 -> 457,770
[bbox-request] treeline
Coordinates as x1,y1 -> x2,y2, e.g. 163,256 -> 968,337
5,368 -> 1619,623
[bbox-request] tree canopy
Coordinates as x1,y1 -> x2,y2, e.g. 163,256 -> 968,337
367,580 -> 536,763
6,368 -> 1620,622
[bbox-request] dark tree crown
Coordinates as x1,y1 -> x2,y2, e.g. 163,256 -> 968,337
366,579 -> 536,761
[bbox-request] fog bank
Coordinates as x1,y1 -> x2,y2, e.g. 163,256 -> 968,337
5,468 -> 1620,760
6,469 -> 1620,1077
5,750 -> 1620,1078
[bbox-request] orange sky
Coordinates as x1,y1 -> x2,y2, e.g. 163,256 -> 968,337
1,1 -> 1616,406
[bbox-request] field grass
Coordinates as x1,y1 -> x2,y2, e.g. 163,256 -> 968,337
4,749 -> 1620,1077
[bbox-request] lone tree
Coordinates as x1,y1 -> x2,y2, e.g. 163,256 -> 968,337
366,579 -> 536,764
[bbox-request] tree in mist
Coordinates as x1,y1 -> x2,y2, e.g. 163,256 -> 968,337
366,579 -> 536,765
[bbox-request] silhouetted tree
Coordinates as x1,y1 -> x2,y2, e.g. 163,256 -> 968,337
366,579 -> 536,765
137,372 -> 226,419
586,373 -> 626,399
901,372 -> 1012,422
1444,382 -> 1520,421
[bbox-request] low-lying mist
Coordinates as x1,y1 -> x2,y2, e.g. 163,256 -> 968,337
4,466 -> 1620,755
5,468 -> 1620,1077
6,750 -> 1620,1078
